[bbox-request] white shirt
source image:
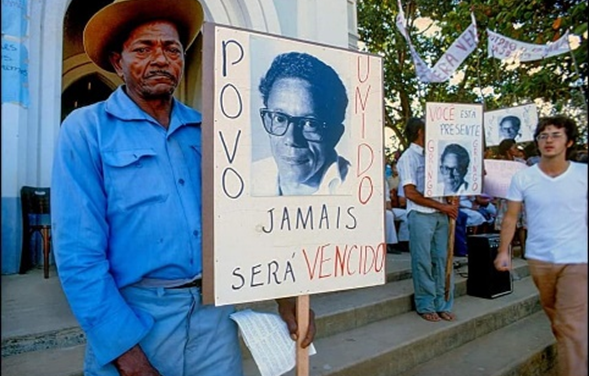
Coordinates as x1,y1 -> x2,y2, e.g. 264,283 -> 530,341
251,155 -> 351,196
507,162 -> 588,264
397,143 -> 445,214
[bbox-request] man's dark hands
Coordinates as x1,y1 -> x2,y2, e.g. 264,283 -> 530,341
276,297 -> 316,348
113,345 -> 162,376
442,203 -> 459,219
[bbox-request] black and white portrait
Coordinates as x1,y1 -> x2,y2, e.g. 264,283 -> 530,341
484,104 -> 538,146
251,47 -> 351,196
437,142 -> 471,195
498,115 -> 522,141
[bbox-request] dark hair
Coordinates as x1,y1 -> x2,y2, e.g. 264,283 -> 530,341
404,117 -> 425,144
522,141 -> 538,158
259,52 -> 348,125
534,116 -> 579,158
441,143 -> 470,174
500,115 -> 521,131
498,138 -> 516,156
575,150 -> 588,163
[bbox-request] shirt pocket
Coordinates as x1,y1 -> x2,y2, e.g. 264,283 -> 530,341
103,149 -> 169,211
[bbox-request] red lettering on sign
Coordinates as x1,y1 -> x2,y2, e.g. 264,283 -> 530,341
303,243 -> 386,280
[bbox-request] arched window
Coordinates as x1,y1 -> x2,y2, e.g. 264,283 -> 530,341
61,74 -> 113,122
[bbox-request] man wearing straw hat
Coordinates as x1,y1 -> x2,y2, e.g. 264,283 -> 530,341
51,1 -> 315,375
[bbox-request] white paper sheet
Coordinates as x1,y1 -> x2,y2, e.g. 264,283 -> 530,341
230,309 -> 316,376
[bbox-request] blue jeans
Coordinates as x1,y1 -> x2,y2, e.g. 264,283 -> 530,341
83,285 -> 243,376
408,211 -> 454,314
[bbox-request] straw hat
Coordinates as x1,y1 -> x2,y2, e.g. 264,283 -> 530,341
83,0 -> 204,72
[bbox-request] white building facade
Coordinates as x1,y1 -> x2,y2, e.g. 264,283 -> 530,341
1,0 -> 359,274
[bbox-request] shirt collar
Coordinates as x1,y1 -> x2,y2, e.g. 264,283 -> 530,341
409,143 -> 424,155
105,86 -> 202,133
315,156 -> 350,195
275,156 -> 350,195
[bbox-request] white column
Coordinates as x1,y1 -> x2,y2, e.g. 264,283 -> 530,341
34,0 -> 68,185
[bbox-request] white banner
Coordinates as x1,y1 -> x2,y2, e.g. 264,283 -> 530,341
483,160 -> 528,199
487,29 -> 570,62
396,1 -> 478,83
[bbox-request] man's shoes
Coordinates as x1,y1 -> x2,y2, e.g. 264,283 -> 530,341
387,244 -> 401,254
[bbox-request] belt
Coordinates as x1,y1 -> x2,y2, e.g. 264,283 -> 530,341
169,278 -> 202,289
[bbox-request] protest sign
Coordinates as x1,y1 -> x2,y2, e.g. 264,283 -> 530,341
424,102 -> 484,198
484,104 -> 538,146
201,23 -> 385,306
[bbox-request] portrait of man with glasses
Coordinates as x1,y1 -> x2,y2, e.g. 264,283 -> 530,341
251,51 -> 350,196
498,115 -> 522,142
438,142 -> 471,195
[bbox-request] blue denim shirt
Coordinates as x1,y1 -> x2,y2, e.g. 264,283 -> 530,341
51,86 -> 202,366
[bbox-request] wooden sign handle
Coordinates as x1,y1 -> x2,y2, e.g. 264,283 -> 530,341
296,294 -> 310,376
445,196 -> 458,301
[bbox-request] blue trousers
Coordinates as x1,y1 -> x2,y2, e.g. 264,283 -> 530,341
408,211 -> 454,314
83,285 -> 243,376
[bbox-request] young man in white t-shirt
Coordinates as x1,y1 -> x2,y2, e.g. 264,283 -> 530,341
494,115 -> 588,376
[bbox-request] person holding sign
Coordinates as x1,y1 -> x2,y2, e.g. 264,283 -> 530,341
397,118 -> 459,322
51,1 -> 315,375
494,115 -> 587,376
252,52 -> 350,196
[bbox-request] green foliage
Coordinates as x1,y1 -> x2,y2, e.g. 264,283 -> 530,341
358,0 -> 588,149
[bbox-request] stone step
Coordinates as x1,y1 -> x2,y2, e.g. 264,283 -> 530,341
1,344 -> 85,376
397,311 -> 556,376
1,256 -> 533,376
239,257 -> 528,343
1,272 -> 538,376
0,254 -> 418,375
0,253 -> 420,357
242,275 -> 541,376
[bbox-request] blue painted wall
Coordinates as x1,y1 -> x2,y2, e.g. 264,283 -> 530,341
2,197 -> 22,274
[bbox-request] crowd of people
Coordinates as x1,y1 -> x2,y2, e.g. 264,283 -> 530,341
48,1 -> 586,375
385,115 -> 587,375
385,134 -> 588,258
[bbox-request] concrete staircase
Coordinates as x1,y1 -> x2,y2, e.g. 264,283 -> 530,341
1,252 -> 557,376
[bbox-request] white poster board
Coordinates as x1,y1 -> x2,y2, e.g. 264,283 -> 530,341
482,159 -> 528,199
483,104 -> 538,146
201,23 -> 385,306
424,102 -> 484,198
